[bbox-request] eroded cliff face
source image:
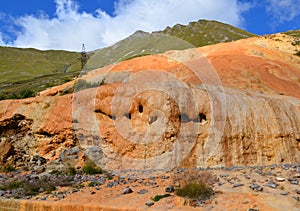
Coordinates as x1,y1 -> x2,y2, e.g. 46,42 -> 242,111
0,34 -> 299,171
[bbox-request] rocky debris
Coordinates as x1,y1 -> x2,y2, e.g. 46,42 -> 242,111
122,187 -> 133,194
145,201 -> 155,207
165,186 -> 175,193
281,191 -> 288,195
232,183 -> 244,188
137,189 -> 148,194
276,177 -> 285,182
265,180 -> 278,189
250,184 -> 263,192
293,196 -> 300,201
247,209 -> 260,211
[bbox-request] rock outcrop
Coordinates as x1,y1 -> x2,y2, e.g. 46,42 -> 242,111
0,34 -> 299,171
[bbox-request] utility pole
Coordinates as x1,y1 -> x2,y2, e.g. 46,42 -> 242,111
79,44 -> 89,69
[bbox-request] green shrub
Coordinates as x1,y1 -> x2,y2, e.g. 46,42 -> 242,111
66,167 -> 77,175
88,181 -> 102,187
6,180 -> 24,190
1,165 -> 16,173
176,182 -> 213,200
19,89 -> 34,98
152,194 -> 171,202
82,160 -> 103,175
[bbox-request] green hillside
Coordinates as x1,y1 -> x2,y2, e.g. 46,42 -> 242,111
87,19 -> 256,70
283,29 -> 300,38
0,47 -> 82,99
0,19 -> 256,100
162,20 -> 255,46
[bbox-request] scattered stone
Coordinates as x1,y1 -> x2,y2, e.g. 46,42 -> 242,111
250,184 -> 263,192
290,180 -> 299,185
40,196 -> 47,200
107,181 -> 117,188
294,174 -> 300,178
95,187 -> 101,191
165,186 -> 175,193
296,189 -> 300,194
145,201 -> 155,207
244,175 -> 251,179
91,191 -> 96,195
265,180 -> 278,189
232,183 -> 244,188
276,177 -> 285,182
247,209 -> 260,211
137,189 -> 148,194
122,187 -> 133,194
0,191 -> 5,197
281,191 -> 288,195
220,174 -> 229,178
218,182 -> 225,186
161,176 -> 170,179
264,171 -> 273,176
293,196 -> 299,201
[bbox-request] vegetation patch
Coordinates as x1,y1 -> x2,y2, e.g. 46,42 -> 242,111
82,160 -> 103,175
176,182 -> 213,200
152,194 -> 171,202
0,164 -> 16,173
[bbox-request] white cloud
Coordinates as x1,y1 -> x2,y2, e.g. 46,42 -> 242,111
0,33 -> 5,46
3,0 -> 250,51
265,0 -> 300,23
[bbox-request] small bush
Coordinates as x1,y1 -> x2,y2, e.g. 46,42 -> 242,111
1,165 -> 16,173
295,50 -> 300,57
88,181 -> 102,187
152,194 -> 171,202
176,182 -> 213,200
82,160 -> 103,175
5,180 -> 24,190
19,89 -> 34,98
66,167 -> 77,175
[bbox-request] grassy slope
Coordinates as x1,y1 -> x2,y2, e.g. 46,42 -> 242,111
89,19 -> 255,69
0,47 -> 81,99
283,29 -> 300,38
0,19 -> 256,99
161,20 -> 255,46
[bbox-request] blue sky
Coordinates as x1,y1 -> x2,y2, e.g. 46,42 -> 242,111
0,0 -> 299,51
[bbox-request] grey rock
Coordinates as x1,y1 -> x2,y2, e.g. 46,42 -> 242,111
218,182 -> 225,186
293,196 -> 299,201
145,201 -> 155,207
137,189 -> 148,194
264,171 -> 273,176
161,176 -> 170,179
281,191 -> 288,195
247,209 -> 260,211
40,196 -> 47,200
107,181 -> 117,188
0,191 -> 5,196
290,180 -> 299,185
220,174 -> 229,178
250,184 -> 263,192
122,187 -> 133,194
165,186 -> 175,193
296,189 -> 300,194
84,146 -> 108,168
232,183 -> 244,188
